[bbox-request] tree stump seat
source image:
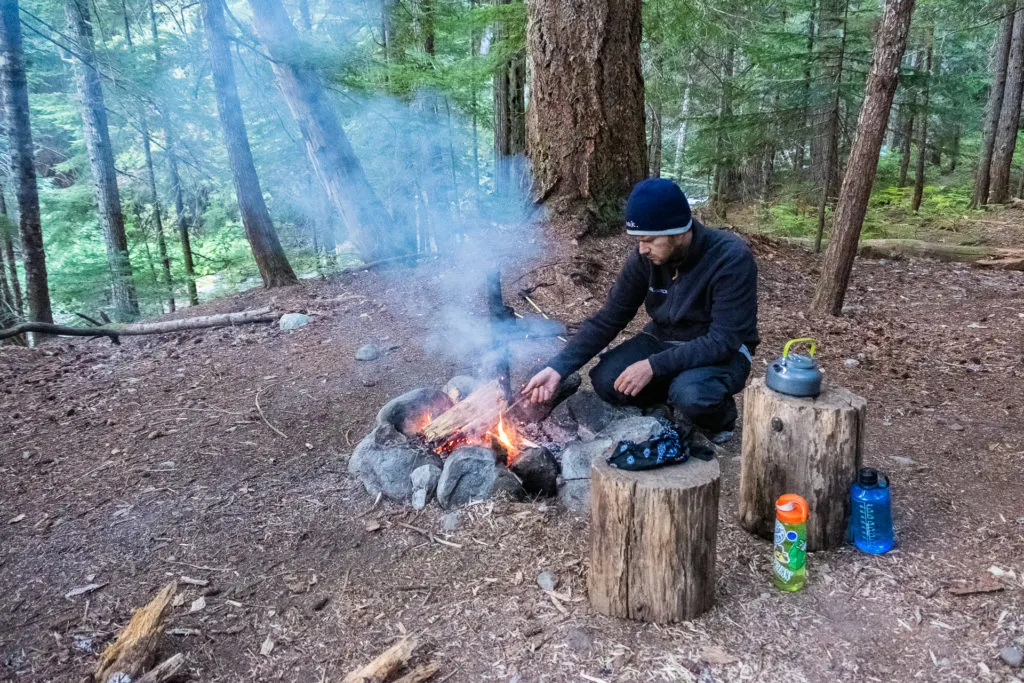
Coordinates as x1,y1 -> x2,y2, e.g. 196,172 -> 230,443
588,456 -> 720,623
739,378 -> 867,551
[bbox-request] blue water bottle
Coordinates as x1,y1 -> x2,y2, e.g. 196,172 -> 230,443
850,467 -> 894,554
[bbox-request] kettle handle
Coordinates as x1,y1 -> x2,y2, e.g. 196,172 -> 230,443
783,338 -> 817,358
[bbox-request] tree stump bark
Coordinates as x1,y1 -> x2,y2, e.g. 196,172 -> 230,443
589,457 -> 720,623
739,378 -> 866,551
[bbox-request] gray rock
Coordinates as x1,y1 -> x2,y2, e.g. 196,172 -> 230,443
564,626 -> 593,654
890,455 -> 915,466
1002,646 -> 1023,668
355,344 -> 381,361
361,378 -> 377,387
536,571 -> 558,592
558,437 -> 614,511
558,391 -> 643,438
597,416 -> 666,445
436,446 -> 525,508
411,463 -> 442,492
510,447 -> 559,497
844,358 -> 861,368
443,375 -> 479,402
441,511 -> 460,532
842,304 -> 867,316
410,464 -> 442,510
348,427 -> 443,503
377,388 -> 453,436
278,313 -> 310,330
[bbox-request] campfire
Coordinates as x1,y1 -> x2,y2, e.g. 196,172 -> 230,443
417,379 -> 534,465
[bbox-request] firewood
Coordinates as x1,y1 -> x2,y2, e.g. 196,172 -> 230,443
341,637 -> 418,683
0,308 -> 276,342
134,653 -> 186,683
94,583 -> 177,683
392,662 -> 439,683
421,380 -> 505,444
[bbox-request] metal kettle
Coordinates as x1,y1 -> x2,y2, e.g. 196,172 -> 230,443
766,338 -> 822,398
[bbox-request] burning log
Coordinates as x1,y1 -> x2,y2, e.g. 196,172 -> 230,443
421,380 -> 506,445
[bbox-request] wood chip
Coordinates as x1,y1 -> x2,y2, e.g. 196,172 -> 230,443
948,576 -> 1005,595
700,645 -> 739,666
8,514 -> 25,524
189,596 -> 206,613
365,520 -> 382,533
65,583 -> 106,599
179,576 -> 209,587
260,635 -> 275,656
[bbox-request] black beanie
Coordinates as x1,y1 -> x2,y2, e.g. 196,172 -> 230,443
625,178 -> 693,236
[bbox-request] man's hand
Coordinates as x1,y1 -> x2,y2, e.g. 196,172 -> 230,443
522,367 -> 562,404
614,359 -> 654,397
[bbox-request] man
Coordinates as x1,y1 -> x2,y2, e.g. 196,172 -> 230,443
522,178 -> 758,443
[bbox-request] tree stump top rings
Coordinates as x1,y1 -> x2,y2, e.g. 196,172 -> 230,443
590,455 -> 720,490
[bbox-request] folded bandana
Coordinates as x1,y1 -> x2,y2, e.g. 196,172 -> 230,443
606,427 -> 689,471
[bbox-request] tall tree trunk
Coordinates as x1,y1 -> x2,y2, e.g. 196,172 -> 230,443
201,0 -> 297,286
973,1 -> 1016,207
815,0 -> 849,252
0,187 -> 23,315
122,8 -> 175,312
811,0 -> 844,192
0,0 -> 51,324
0,190 -> 13,320
141,119 -> 175,311
648,101 -> 663,178
812,0 -> 917,316
897,96 -> 915,186
912,32 -> 932,213
673,59 -> 692,178
150,0 -> 198,305
525,0 -> 647,237
796,0 -> 816,176
989,5 -> 1024,204
65,0 -> 140,321
712,47 -> 735,217
248,0 -> 415,261
494,0 -> 526,197
947,122 -> 960,173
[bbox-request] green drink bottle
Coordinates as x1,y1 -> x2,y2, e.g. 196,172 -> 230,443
773,494 -> 809,591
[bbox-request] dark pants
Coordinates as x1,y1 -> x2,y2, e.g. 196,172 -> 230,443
589,333 -> 751,432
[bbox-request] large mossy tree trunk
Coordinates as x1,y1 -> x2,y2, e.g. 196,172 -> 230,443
1,0 -> 51,324
65,0 -> 140,321
202,0 -> 297,288
525,0 -> 647,237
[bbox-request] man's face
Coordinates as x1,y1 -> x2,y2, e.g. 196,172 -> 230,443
637,232 -> 692,266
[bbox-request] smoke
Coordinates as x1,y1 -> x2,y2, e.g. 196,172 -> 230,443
230,0 -> 547,376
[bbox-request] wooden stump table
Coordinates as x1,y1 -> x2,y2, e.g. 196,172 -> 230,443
589,456 -> 720,623
739,378 -> 867,551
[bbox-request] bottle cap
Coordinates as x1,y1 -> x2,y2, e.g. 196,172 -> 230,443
776,494 -> 809,524
859,468 -> 879,487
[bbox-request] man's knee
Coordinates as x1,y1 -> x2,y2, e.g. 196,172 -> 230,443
668,374 -> 730,416
589,360 -> 624,405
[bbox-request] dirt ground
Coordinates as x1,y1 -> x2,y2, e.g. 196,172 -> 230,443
1,219 -> 1023,682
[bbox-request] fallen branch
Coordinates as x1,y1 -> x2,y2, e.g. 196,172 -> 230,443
94,583 -> 177,683
392,663 -> 439,683
337,253 -> 439,276
0,308 -> 276,342
135,653 -> 186,683
422,380 -> 505,444
771,237 -> 1024,270
342,637 -> 419,683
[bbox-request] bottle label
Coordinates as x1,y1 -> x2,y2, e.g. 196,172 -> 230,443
773,519 -> 806,582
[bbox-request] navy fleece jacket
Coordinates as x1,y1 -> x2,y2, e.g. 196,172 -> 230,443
547,221 -> 759,378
